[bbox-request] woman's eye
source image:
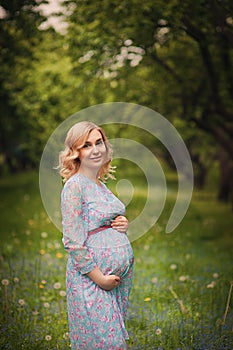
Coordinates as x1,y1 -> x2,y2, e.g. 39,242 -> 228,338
82,140 -> 103,148
96,140 -> 103,146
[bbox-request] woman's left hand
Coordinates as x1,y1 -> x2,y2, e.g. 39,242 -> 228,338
111,215 -> 128,233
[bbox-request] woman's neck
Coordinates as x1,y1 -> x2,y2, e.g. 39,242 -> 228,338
77,168 -> 100,185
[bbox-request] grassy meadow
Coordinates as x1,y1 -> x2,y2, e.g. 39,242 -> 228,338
0,168 -> 232,349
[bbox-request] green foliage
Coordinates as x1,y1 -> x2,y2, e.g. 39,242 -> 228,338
0,0 -> 232,201
61,0 -> 233,200
0,171 -> 232,349
0,0 -> 49,171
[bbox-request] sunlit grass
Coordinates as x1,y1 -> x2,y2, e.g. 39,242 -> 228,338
0,170 -> 232,349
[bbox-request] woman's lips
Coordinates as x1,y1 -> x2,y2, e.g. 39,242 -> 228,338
91,156 -> 102,161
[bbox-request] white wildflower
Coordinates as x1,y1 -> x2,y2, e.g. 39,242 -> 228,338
53,282 -> 61,290
207,281 -> 216,288
54,242 -> 61,249
18,299 -> 25,306
63,332 -> 69,340
41,232 -> 48,238
151,277 -> 158,284
1,279 -> 9,286
45,335 -> 52,341
179,275 -> 187,282
170,264 -> 177,270
59,290 -> 66,297
32,310 -> 39,316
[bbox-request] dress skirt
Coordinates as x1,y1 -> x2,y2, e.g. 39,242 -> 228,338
66,239 -> 134,349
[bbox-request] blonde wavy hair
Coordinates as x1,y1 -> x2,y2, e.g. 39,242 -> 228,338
58,121 -> 115,182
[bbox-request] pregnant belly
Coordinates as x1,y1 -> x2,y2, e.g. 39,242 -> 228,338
86,227 -> 130,248
88,244 -> 134,278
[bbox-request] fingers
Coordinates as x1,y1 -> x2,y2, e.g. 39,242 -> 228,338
114,276 -> 121,288
103,275 -> 121,291
111,216 -> 128,232
112,215 -> 127,223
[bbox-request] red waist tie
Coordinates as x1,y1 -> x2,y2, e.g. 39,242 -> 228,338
88,225 -> 112,236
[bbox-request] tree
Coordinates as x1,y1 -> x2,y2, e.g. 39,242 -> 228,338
0,0 -> 48,171
62,0 -> 233,201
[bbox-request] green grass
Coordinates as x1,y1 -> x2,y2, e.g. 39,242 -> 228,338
0,170 -> 232,349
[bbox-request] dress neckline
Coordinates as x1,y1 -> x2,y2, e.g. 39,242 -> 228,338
76,172 -> 104,188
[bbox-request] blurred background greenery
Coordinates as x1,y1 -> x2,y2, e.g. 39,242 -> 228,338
0,0 -> 232,203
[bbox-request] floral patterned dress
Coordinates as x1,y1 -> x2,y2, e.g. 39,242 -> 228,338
61,173 -> 134,350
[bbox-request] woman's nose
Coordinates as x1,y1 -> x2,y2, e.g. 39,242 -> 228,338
92,145 -> 99,154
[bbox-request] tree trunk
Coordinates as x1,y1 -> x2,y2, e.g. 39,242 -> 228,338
195,162 -> 208,189
218,148 -> 233,205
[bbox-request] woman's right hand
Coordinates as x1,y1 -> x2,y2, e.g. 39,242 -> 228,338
87,267 -> 121,291
99,275 -> 121,291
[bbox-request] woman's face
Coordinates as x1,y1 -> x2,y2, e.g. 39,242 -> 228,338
78,129 -> 107,171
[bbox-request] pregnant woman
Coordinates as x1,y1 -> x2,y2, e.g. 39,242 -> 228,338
59,121 -> 134,349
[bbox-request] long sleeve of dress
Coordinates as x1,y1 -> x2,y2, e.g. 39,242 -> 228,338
61,179 -> 96,274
